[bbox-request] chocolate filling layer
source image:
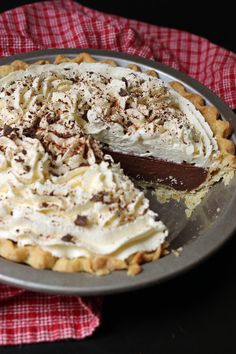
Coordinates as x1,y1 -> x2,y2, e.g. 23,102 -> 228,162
103,148 -> 208,191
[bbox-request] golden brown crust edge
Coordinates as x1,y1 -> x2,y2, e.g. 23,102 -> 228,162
170,81 -> 235,157
0,239 -> 162,276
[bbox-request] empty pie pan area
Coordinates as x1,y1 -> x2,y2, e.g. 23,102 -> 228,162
0,48 -> 236,295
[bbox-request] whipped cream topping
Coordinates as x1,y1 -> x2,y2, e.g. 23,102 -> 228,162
0,127 -> 167,260
0,62 -> 219,168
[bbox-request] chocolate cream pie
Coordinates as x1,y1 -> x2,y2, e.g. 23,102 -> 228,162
0,53 -> 235,275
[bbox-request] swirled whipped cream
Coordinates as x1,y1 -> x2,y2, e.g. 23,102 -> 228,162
0,130 -> 167,260
0,62 -> 219,167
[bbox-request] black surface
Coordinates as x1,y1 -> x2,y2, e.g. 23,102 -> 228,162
0,1 -> 236,353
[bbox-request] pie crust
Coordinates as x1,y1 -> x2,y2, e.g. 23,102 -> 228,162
0,52 -> 235,275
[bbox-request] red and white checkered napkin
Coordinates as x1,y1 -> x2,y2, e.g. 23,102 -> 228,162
0,0 -> 235,346
0,284 -> 102,345
0,0 -> 235,108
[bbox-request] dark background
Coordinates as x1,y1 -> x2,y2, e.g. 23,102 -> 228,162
1,1 -> 236,354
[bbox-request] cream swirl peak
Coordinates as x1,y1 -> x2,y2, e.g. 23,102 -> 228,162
0,62 -> 219,168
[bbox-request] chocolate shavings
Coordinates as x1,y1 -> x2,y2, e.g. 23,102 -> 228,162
119,88 -> 128,97
61,234 -> 75,243
74,215 -> 88,226
3,125 -> 14,137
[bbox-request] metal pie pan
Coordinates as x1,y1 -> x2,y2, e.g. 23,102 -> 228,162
0,48 -> 236,295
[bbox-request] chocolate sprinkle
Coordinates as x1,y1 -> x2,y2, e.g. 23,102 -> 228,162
121,77 -> 128,87
23,126 -> 37,138
14,157 -> 24,163
24,166 -> 31,172
61,234 -> 74,243
23,117 -> 40,138
46,115 -> 60,124
74,215 -> 88,226
90,192 -> 104,202
3,125 -> 14,137
119,88 -> 128,97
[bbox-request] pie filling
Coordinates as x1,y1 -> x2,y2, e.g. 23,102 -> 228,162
0,61 -> 225,264
103,148 -> 208,191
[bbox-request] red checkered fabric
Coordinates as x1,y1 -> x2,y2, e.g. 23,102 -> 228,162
0,284 -> 101,345
0,0 -> 235,346
0,0 -> 235,107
